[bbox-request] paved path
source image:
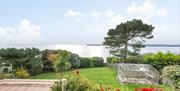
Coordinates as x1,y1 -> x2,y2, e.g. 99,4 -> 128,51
0,79 -> 58,91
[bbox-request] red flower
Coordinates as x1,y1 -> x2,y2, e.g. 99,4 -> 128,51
135,87 -> 164,91
116,88 -> 120,91
100,87 -> 104,91
141,88 -> 150,91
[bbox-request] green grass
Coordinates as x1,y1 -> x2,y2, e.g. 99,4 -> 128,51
29,67 -> 172,90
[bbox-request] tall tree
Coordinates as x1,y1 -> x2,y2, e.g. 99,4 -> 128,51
103,19 -> 154,60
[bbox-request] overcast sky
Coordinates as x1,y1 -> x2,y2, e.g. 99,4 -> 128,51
0,0 -> 180,45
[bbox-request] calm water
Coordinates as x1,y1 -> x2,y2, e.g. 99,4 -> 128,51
0,44 -> 180,59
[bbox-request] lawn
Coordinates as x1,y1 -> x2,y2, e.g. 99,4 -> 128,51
29,67 -> 172,91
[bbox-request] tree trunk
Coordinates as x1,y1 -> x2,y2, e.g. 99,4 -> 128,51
124,41 -> 128,59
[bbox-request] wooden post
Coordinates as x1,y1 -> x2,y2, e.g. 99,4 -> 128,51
62,79 -> 67,91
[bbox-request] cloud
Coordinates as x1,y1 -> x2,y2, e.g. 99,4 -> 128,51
64,9 -> 86,21
91,10 -> 114,19
109,14 -> 125,27
0,19 -> 43,44
91,11 -> 102,18
104,10 -> 114,18
126,0 -> 168,17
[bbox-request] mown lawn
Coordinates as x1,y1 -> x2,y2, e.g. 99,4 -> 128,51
29,67 -> 172,91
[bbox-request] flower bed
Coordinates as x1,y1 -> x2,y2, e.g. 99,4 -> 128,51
135,87 -> 165,91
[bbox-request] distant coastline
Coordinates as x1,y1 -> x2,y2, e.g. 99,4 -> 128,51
87,44 -> 180,47
1,44 -> 180,47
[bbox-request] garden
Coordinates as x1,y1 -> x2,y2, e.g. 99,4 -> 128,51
0,19 -> 180,91
0,48 -> 179,91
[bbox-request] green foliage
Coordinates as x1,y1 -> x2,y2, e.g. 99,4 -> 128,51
67,74 -> 99,91
15,68 -> 30,78
107,56 -> 143,64
51,69 -> 101,91
51,81 -> 64,91
103,19 -> 154,59
28,57 -> 43,75
0,48 -> 40,69
91,57 -> 104,67
42,50 -> 54,72
68,53 -> 80,68
52,75 -> 99,91
31,67 -> 172,90
0,73 -> 14,79
106,57 -> 121,64
54,59 -> 71,72
42,49 -> 81,71
161,65 -> 180,91
125,56 -> 143,63
80,57 -> 94,68
143,52 -> 180,71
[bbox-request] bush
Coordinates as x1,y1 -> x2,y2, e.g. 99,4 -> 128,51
0,73 -> 14,79
28,57 -> 43,75
161,65 -> 180,91
143,52 -> 180,71
15,68 -> 30,78
42,50 -> 54,72
107,56 -> 143,64
106,57 -> 121,64
51,81 -> 64,91
68,53 -> 80,68
54,59 -> 71,72
125,56 -> 143,63
52,70 -> 99,91
91,57 -> 104,67
67,74 -> 99,91
80,57 -> 93,68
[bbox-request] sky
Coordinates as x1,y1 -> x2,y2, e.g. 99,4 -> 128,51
0,0 -> 180,45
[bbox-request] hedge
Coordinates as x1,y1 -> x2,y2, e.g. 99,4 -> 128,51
80,57 -> 93,68
91,57 -> 104,67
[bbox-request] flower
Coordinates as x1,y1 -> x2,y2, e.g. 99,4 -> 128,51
116,88 -> 120,91
75,70 -> 80,75
135,87 -> 164,91
100,87 -> 104,91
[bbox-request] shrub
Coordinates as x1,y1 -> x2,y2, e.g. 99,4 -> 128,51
125,56 -> 143,63
51,81 -> 64,91
91,57 -> 104,67
107,56 -> 143,64
54,59 -> 71,72
0,73 -> 14,79
161,65 -> 180,91
42,59 -> 54,72
67,75 -> 99,91
106,57 -> 121,64
80,57 -> 93,68
52,70 -> 99,91
106,57 -> 113,63
68,53 -> 80,68
28,57 -> 43,75
42,50 -> 54,72
15,68 -> 30,78
143,52 -> 180,71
